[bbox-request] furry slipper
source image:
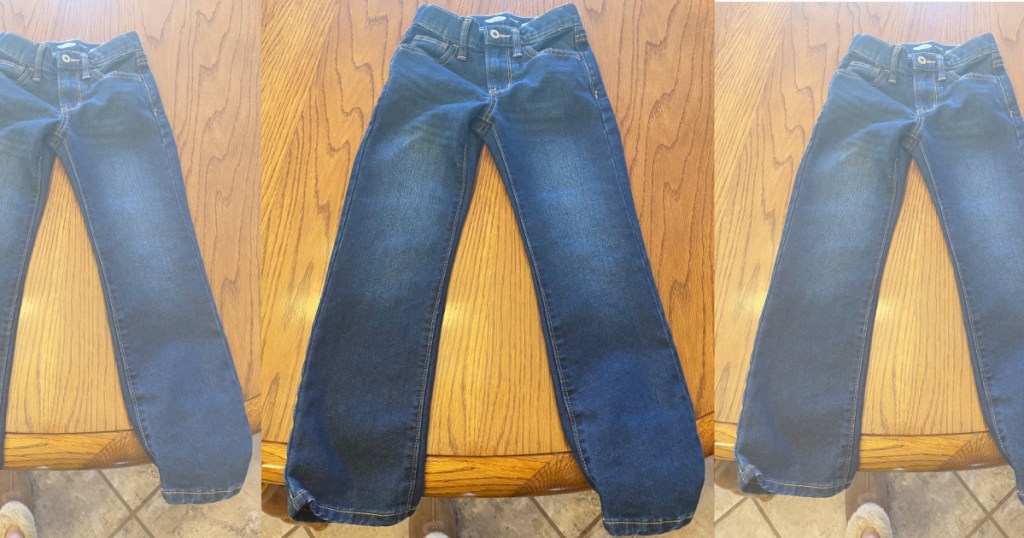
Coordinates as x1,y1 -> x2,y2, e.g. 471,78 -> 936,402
845,501 -> 892,538
0,501 -> 36,538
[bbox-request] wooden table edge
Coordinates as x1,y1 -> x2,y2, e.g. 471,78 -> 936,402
0,395 -> 261,470
714,421 -> 1007,471
260,412 -> 713,496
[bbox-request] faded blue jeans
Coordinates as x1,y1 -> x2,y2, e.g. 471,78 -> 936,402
737,33 -> 1024,505
0,32 -> 251,503
285,4 -> 704,535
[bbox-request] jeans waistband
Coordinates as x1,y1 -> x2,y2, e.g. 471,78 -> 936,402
848,32 -> 1000,75
0,31 -> 144,74
411,3 -> 583,50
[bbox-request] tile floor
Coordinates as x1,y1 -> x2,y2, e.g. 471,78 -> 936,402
27,450 -> 1023,537
715,464 -> 1024,537
262,457 -> 714,538
25,433 -> 261,537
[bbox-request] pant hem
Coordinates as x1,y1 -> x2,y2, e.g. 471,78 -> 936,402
601,514 -> 693,536
286,488 -> 415,526
737,463 -> 851,498
160,483 -> 243,504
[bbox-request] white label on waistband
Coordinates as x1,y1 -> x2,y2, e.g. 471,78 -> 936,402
913,44 -> 932,51
485,16 -> 507,23
57,42 -> 76,49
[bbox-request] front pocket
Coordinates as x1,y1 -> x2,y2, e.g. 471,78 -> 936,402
521,26 -> 581,60
400,34 -> 457,65
947,52 -> 1000,83
90,68 -> 143,81
835,60 -> 887,88
947,70 -> 997,84
0,60 -> 30,86
89,50 -> 147,82
522,44 -> 580,59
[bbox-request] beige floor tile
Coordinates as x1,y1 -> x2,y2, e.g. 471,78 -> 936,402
888,472 -> 986,538
101,463 -> 161,508
585,457 -> 714,538
533,489 -> 601,536
714,498 -> 776,538
714,484 -> 745,522
261,511 -> 301,537
958,466 -> 1017,510
992,495 -> 1024,535
452,497 -> 560,538
110,516 -> 152,538
135,434 -> 261,537
675,457 -> 716,537
971,518 -> 1008,538
757,489 -> 845,537
28,469 -> 132,537
306,521 -> 409,537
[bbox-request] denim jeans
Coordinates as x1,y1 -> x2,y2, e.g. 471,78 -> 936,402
285,4 -> 704,535
0,32 -> 251,503
736,33 -> 1024,504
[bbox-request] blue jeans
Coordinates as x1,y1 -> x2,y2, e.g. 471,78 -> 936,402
0,32 -> 251,503
284,4 -> 704,535
737,33 -> 1024,505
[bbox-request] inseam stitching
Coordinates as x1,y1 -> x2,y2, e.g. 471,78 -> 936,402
844,154 -> 901,481
406,132 -> 472,512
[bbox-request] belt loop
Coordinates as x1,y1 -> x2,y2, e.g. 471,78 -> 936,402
33,43 -> 46,82
80,53 -> 91,80
936,54 -> 946,82
888,44 -> 902,84
457,17 -> 472,61
512,28 -> 523,58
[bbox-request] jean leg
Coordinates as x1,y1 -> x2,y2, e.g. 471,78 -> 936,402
916,77 -> 1024,501
482,53 -> 703,535
285,51 -> 489,524
0,93 -> 57,463
735,73 -> 916,496
59,73 -> 251,503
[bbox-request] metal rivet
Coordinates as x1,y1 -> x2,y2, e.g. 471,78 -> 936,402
489,29 -> 501,39
917,56 -> 927,64
61,54 -> 71,62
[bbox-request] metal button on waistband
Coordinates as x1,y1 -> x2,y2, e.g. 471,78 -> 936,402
489,29 -> 501,39
61,54 -> 71,63
917,56 -> 927,64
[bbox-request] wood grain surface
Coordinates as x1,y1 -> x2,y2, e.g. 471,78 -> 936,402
715,2 -> 1024,470
0,0 -> 260,468
261,0 -> 712,494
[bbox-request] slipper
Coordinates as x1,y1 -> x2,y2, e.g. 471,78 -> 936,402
0,501 -> 36,538
409,498 -> 457,538
845,502 -> 892,538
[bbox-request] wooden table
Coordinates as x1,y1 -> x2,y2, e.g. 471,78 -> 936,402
715,2 -> 1024,471
0,1 -> 260,468
261,0 -> 713,496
